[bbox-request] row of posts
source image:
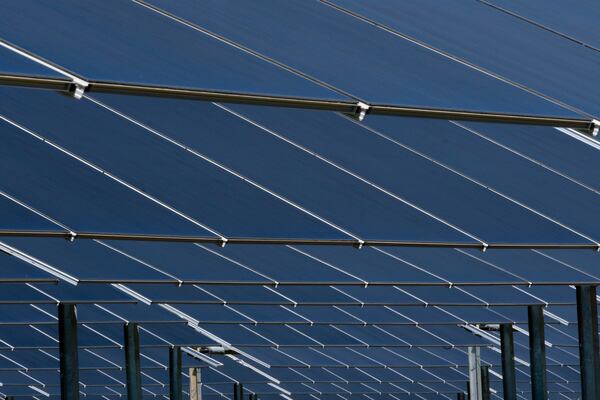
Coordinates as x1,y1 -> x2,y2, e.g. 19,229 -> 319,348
460,285 -> 600,400
52,285 -> 599,400
57,304 -> 256,400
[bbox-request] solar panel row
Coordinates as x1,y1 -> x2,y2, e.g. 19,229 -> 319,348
1,0 -> 599,399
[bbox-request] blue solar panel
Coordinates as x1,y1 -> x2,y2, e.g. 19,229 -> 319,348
363,115 -> 600,243
0,251 -> 55,281
0,1 -> 595,396
0,45 -> 62,77
2,237 -> 177,283
0,118 -> 215,237
82,93 -> 472,243
0,88 -> 348,241
483,0 -> 600,50
327,0 -> 600,117
465,249 -> 598,284
0,1 -> 346,101
222,104 -> 591,245
461,122 -> 600,193
145,0 -> 580,118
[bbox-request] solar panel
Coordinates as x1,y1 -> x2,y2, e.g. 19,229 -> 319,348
0,1 -> 347,101
481,0 -> 600,50
0,1 -> 597,398
143,0 -> 581,118
325,0 -> 600,117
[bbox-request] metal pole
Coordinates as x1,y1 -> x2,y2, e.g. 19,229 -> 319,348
480,366 -> 490,400
233,383 -> 243,400
468,346 -> 482,400
500,324 -> 517,400
249,394 -> 257,400
189,368 -> 199,400
576,285 -> 600,400
170,346 -> 182,400
457,393 -> 466,400
58,303 -> 79,400
124,323 -> 142,400
0,73 -> 596,133
528,305 -> 547,400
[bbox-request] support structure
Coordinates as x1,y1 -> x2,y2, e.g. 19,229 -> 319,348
124,323 -> 142,400
480,366 -> 490,400
528,305 -> 547,400
59,303 -> 79,400
169,346 -> 182,400
500,324 -> 517,400
233,383 -> 243,400
467,346 -> 482,400
249,394 -> 258,400
576,285 -> 600,400
0,73 -> 598,134
189,368 -> 200,400
457,393 -> 466,400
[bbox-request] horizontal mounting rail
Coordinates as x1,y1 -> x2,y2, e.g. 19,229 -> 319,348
0,230 -> 597,250
0,74 -> 597,134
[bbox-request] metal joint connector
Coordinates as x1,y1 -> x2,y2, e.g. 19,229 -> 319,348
67,231 -> 77,242
68,79 -> 89,100
353,239 -> 365,249
354,102 -> 370,121
591,119 -> 600,137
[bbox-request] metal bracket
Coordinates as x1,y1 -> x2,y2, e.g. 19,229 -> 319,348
591,119 -> 600,137
68,78 -> 89,100
345,102 -> 370,121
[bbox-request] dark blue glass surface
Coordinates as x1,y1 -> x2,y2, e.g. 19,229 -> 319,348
329,0 -> 600,116
86,92 -> 472,243
0,118 -> 214,237
0,87 -> 347,240
364,115 -> 600,243
2,238 -> 176,282
0,46 -> 62,77
224,104 -> 590,245
147,0 -> 579,117
0,1 -> 345,101
486,0 -> 600,49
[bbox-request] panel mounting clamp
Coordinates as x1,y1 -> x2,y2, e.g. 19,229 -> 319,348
354,102 -> 370,121
68,78 -> 89,100
591,119 -> 600,137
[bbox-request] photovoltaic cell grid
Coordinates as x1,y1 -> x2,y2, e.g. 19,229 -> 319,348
0,1 -> 599,399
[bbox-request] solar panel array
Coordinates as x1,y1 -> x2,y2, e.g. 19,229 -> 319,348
0,1 -> 599,400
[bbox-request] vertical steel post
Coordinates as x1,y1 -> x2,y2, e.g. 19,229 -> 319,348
576,285 -> 600,400
189,368 -> 199,400
170,346 -> 182,400
468,346 -> 482,400
500,324 -> 517,400
480,366 -> 490,400
528,305 -> 547,400
59,303 -> 79,400
124,323 -> 142,400
233,383 -> 243,400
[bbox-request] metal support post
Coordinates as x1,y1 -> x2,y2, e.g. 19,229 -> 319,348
124,323 -> 142,400
189,367 -> 201,400
500,324 -> 517,400
233,383 -> 243,400
528,305 -> 547,400
480,366 -> 490,400
170,346 -> 182,400
576,285 -> 600,400
468,346 -> 482,400
59,303 -> 79,400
